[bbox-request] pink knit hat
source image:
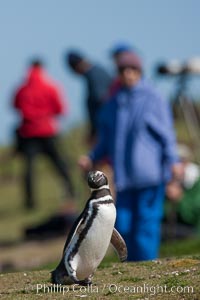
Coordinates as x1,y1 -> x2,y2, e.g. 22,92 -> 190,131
117,52 -> 142,71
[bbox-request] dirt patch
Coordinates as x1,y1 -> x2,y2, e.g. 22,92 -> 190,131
0,238 -> 65,272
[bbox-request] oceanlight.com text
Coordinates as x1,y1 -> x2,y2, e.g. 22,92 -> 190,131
35,283 -> 194,296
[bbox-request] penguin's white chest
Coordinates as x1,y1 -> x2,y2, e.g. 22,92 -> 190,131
69,203 -> 116,280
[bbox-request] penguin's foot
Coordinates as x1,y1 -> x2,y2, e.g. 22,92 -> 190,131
69,275 -> 92,286
82,278 -> 93,286
51,268 -> 70,285
77,280 -> 92,286
79,274 -> 93,286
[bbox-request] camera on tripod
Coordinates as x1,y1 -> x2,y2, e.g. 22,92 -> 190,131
156,57 -> 200,76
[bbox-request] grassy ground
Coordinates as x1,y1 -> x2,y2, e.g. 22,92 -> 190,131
0,126 -> 89,243
0,121 -> 198,243
0,125 -> 200,299
0,257 -> 199,299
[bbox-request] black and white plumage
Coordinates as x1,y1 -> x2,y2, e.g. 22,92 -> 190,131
51,170 -> 127,285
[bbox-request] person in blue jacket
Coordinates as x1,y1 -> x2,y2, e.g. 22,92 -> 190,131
78,51 -> 182,261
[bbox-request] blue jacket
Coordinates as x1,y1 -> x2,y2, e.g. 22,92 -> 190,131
89,79 -> 179,191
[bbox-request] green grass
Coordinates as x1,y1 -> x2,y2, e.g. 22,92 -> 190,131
0,126 -> 90,242
161,239 -> 200,258
0,257 -> 199,300
0,125 -> 200,286
0,125 -> 200,299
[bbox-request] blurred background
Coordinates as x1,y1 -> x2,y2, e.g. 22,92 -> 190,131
0,0 -> 200,272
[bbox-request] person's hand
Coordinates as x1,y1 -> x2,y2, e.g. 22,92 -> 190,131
78,155 -> 93,172
171,162 -> 185,181
166,180 -> 183,202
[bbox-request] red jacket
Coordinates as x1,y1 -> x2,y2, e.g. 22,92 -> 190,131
14,66 -> 67,138
107,77 -> 122,98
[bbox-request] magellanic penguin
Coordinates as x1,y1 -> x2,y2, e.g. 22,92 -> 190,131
51,170 -> 127,286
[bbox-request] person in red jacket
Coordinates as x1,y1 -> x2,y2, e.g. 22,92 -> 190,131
13,59 -> 75,209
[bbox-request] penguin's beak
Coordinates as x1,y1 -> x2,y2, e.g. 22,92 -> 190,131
88,171 -> 105,188
92,172 -> 104,184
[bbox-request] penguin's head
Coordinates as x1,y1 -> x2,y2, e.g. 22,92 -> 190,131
87,170 -> 108,189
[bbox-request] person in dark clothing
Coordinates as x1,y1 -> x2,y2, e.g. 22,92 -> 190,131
13,59 -> 75,209
66,50 -> 112,144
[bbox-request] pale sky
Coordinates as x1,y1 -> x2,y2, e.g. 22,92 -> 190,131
1,0 -> 200,144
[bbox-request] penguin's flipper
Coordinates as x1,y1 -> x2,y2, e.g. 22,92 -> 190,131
110,228 -> 128,262
62,212 -> 85,253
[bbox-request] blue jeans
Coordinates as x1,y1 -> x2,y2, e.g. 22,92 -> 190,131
115,185 -> 165,261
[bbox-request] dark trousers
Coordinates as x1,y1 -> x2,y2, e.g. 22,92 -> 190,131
17,135 -> 75,208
